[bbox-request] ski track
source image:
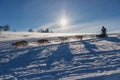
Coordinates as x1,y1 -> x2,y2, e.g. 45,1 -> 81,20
0,36 -> 120,80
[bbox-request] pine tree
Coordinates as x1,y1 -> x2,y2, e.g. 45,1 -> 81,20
0,26 -> 3,31
3,25 -> 10,31
28,29 -> 34,32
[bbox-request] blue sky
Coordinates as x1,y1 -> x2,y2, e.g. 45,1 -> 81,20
0,0 -> 120,33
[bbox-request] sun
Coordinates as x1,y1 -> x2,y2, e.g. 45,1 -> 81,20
59,17 -> 68,26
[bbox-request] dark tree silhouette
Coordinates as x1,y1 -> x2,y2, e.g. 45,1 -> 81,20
0,26 -> 3,31
3,25 -> 10,31
46,28 -> 49,32
28,29 -> 34,32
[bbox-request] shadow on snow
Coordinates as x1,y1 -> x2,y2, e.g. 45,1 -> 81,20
46,43 -> 73,69
81,40 -> 98,53
0,47 -> 44,75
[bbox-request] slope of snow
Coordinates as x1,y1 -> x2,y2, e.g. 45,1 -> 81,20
0,32 -> 120,80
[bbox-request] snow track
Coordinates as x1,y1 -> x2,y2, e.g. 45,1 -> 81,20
0,36 -> 120,80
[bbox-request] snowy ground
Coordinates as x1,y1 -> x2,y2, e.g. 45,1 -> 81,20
0,32 -> 120,80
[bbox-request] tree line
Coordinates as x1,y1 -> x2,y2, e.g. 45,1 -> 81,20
28,28 -> 53,33
0,24 -> 53,33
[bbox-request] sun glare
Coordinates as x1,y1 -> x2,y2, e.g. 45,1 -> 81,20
59,17 -> 68,26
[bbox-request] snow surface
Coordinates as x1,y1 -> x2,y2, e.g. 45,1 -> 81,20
0,32 -> 120,80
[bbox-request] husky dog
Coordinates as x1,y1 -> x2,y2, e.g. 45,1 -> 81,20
12,40 -> 28,48
75,35 -> 83,41
57,37 -> 68,42
37,39 -> 49,45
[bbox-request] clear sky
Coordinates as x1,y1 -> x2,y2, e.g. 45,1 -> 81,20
0,0 -> 120,33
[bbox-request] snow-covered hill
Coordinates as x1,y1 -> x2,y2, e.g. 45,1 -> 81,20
0,32 -> 120,80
